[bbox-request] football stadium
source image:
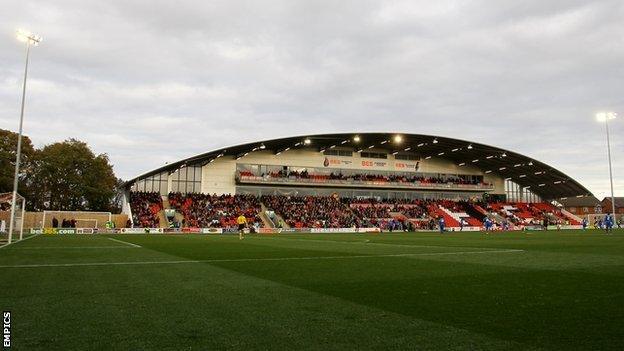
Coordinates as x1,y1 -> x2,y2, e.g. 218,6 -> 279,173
122,132 -> 595,233
2,3 -> 623,350
2,132 -> 623,350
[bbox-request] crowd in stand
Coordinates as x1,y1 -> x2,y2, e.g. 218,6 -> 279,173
129,191 -> 580,231
343,198 -> 432,220
168,192 -> 261,228
130,192 -> 162,228
484,201 -> 576,226
261,195 -> 361,228
240,169 -> 489,187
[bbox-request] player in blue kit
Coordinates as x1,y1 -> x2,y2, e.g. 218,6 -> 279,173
438,216 -> 445,233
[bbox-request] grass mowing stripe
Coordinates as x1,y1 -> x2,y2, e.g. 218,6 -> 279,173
0,249 -> 524,268
107,237 -> 142,248
260,236 -> 509,250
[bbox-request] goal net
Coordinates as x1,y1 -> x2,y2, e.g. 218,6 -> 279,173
42,211 -> 112,229
0,192 -> 26,243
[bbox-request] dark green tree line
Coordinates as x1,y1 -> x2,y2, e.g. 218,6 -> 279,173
0,129 -> 120,212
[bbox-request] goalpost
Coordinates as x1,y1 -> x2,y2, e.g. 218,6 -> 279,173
0,192 -> 26,243
42,211 -> 112,229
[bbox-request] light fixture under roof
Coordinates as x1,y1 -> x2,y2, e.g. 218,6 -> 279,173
394,135 -> 403,143
432,138 -> 438,144
467,144 -> 473,149
353,135 -> 361,142
304,138 -> 311,145
259,144 -> 266,150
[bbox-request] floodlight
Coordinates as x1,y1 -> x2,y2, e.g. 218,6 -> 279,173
16,29 -> 42,45
595,111 -> 617,217
596,112 -> 617,122
353,135 -> 360,142
304,138 -> 311,145
394,135 -> 403,143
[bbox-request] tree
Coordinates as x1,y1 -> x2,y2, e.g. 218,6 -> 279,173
0,129 -> 36,196
30,139 -> 118,212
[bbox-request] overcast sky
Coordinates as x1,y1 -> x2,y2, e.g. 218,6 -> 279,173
1,0 -> 622,199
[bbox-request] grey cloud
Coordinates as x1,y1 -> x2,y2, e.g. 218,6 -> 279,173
0,0 -> 622,197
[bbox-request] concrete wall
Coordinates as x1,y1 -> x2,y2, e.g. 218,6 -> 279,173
0,211 -> 128,229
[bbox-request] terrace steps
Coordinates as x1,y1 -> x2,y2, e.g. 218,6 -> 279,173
259,204 -> 275,228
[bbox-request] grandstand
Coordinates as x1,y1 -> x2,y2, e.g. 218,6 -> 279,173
123,133 -> 595,231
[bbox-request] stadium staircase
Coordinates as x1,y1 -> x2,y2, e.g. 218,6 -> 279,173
157,196 -> 170,228
429,205 -> 460,227
259,204 -> 275,228
472,204 -> 489,216
462,203 -> 487,223
258,202 -> 291,229
438,206 -> 481,227
160,195 -> 184,228
561,209 -> 583,224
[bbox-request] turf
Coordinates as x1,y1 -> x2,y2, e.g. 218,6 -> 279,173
1,229 -> 624,350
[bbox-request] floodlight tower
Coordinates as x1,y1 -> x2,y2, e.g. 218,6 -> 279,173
596,112 -> 617,218
8,30 -> 42,243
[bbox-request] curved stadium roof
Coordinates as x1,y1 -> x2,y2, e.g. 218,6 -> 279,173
126,132 -> 593,200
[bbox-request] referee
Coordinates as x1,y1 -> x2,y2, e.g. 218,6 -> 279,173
237,214 -> 248,240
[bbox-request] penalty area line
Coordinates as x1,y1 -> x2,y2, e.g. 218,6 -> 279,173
107,237 -> 142,248
0,249 -> 524,268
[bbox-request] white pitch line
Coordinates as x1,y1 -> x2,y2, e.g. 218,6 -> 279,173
0,249 -> 524,268
0,233 -> 41,249
107,237 -> 142,248
12,246 -> 135,250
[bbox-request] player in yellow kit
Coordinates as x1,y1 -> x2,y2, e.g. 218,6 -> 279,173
237,214 -> 248,240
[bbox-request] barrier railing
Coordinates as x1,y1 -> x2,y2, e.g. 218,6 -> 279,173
237,175 -> 494,191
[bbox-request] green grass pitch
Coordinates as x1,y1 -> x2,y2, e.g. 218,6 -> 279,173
1,229 -> 624,350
